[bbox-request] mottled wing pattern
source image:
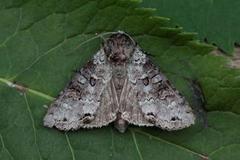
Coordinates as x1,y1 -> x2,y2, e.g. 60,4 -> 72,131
43,50 -> 118,131
121,47 -> 195,130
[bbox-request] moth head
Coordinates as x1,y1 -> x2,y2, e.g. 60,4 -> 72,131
103,32 -> 136,64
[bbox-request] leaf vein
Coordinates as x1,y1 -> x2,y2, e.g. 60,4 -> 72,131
65,133 -> 76,160
20,1 -> 92,32
110,128 -> 115,156
11,38 -> 67,79
209,143 -> 240,156
0,8 -> 22,48
0,134 -> 15,160
131,130 -> 144,160
23,94 -> 43,160
133,129 -> 208,159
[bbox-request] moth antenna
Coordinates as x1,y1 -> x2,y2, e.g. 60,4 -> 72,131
117,30 -> 137,46
67,31 -> 121,55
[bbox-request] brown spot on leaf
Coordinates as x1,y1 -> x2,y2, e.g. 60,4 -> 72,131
230,46 -> 240,68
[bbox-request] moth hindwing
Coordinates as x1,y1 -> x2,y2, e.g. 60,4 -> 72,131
43,31 -> 195,132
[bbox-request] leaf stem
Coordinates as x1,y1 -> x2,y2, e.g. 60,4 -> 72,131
0,77 -> 54,101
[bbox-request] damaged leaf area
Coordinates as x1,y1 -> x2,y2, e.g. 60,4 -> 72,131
230,46 -> 240,68
0,0 -> 240,160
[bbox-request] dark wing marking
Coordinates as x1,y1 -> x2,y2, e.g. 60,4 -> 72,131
120,47 -> 195,130
43,50 -> 118,131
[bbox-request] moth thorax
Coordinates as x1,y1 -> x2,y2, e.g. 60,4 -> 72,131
112,65 -> 126,77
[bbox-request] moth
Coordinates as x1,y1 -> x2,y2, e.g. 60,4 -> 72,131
43,31 -> 195,133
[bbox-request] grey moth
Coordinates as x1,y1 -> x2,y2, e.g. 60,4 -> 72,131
43,31 -> 195,133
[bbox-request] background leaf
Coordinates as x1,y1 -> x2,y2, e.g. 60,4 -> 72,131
141,0 -> 240,54
0,0 -> 240,159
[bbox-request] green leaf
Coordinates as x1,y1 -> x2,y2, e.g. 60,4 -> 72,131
0,0 -> 240,159
141,0 -> 240,54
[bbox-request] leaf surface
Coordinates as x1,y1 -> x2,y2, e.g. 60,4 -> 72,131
0,0 -> 240,159
141,0 -> 240,54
